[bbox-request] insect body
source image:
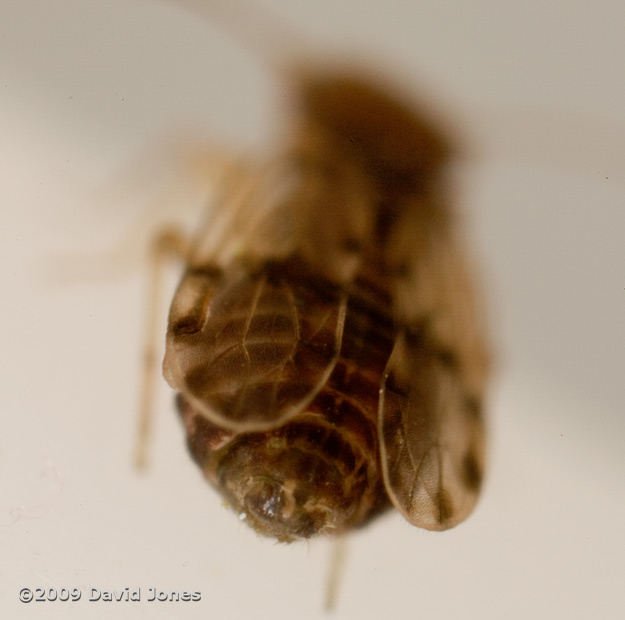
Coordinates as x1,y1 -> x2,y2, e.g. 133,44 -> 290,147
162,68 -> 488,542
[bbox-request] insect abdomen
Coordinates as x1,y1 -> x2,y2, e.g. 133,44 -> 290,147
175,259 -> 396,541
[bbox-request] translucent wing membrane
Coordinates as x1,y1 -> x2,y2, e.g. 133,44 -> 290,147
164,143 -> 377,430
379,332 -> 485,530
385,196 -> 488,402
165,261 -> 347,430
379,199 -> 488,530
190,150 -> 374,285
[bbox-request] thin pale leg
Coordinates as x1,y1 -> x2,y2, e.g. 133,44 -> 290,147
135,227 -> 189,469
133,147 -> 244,469
325,538 -> 348,612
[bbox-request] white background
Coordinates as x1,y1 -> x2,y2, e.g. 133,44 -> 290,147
1,1 -> 624,618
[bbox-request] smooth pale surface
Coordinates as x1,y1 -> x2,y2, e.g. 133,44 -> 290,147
1,1 -> 624,619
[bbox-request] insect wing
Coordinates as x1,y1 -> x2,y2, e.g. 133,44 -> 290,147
163,155 -> 368,432
165,261 -> 349,432
190,153 -> 374,285
378,201 -> 487,531
379,332 -> 485,531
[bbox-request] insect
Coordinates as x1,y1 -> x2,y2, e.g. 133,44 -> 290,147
147,1 -> 489,543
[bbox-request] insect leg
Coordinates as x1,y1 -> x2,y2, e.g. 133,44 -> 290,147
325,537 -> 348,612
135,226 -> 189,469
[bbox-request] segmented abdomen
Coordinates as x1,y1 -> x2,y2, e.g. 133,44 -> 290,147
175,257 -> 396,541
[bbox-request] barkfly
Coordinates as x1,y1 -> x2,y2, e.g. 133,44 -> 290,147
137,0 -> 489,544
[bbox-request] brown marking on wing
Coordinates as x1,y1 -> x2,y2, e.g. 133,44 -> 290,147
165,257 -> 346,431
379,333 -> 485,531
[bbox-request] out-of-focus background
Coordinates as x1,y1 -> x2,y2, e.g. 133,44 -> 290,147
2,1 -> 624,618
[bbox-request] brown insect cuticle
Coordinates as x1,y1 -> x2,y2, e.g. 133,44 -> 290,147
153,2 -> 488,545
461,450 -> 484,493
